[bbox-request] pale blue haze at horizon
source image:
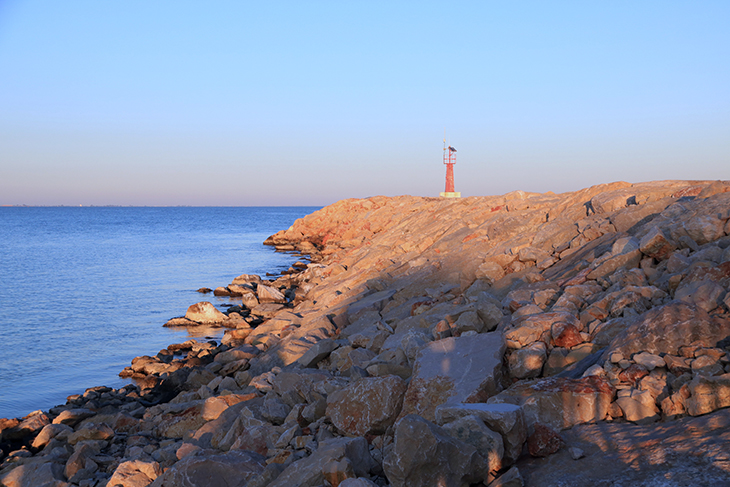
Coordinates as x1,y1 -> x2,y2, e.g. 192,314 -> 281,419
0,1 -> 728,206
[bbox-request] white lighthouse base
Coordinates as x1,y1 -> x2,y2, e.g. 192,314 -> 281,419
440,192 -> 461,198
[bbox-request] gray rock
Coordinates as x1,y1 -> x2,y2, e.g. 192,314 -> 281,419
296,338 -> 338,367
0,461 -> 67,487
268,437 -> 374,487
150,449 -> 265,487
326,375 -> 407,436
442,414 -> 504,472
383,414 -> 490,487
435,403 -> 527,465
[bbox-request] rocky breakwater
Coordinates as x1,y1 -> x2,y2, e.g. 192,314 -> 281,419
2,179 -> 730,487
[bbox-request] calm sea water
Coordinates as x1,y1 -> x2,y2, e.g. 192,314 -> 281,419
0,206 -> 318,419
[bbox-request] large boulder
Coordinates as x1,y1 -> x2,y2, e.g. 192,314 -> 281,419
326,375 -> 407,436
383,414 -> 491,487
400,333 -> 505,421
442,414 -> 504,472
150,449 -> 265,487
487,376 -> 614,431
435,403 -> 527,465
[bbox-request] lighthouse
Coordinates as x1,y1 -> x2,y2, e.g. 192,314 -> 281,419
440,140 -> 461,198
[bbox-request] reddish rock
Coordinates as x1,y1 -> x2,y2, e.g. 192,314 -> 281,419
551,323 -> 583,348
618,364 -> 650,385
527,423 -> 563,457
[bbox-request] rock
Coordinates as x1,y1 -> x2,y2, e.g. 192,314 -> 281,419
322,457 -> 356,486
675,280 -> 726,313
0,462 -> 67,487
213,286 -> 231,296
505,311 -> 580,349
241,292 -> 259,309
326,375 -> 407,436
67,423 -> 114,445
519,247 -> 551,263
691,355 -> 724,376
257,285 -> 287,304
551,323 -> 582,348
400,333 -> 505,421
383,414 -> 491,487
201,394 -> 255,421
615,389 -> 659,423
475,299 -> 503,332
617,363 -> 649,385
639,226 -> 676,260
527,423 -> 563,457
685,373 -> 730,416
296,338 -> 338,367
268,437 -> 373,487
632,352 -> 665,371
682,214 -> 726,245
435,403 -> 527,465
604,301 -> 725,359
487,376 -> 614,431
232,273 -> 262,285
508,342 -> 547,379
31,423 -> 73,450
476,261 -> 506,283
3,412 -> 49,441
156,405 -> 207,439
442,414 -> 504,472
184,302 -> 228,324
262,394 -> 291,425
150,449 -> 266,487
452,310 -> 485,334
587,236 -> 642,280
65,442 -> 98,480
487,466 -> 523,487
214,346 -> 257,364
569,446 -> 585,460
52,408 -> 95,427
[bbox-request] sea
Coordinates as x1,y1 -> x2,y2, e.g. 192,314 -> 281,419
0,206 -> 318,420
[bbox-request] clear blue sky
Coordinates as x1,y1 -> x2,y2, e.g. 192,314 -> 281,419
1,1 -> 728,206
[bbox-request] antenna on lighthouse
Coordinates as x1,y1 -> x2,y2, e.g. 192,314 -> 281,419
440,131 -> 461,198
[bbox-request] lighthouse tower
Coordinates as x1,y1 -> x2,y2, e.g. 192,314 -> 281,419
440,139 -> 461,198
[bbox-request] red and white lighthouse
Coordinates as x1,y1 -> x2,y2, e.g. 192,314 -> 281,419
440,139 -> 461,198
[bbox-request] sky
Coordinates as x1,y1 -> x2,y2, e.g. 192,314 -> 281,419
0,1 -> 728,206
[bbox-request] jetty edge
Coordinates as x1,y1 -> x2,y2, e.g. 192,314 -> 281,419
0,179 -> 729,486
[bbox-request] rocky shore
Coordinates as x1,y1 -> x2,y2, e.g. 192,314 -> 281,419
2,179 -> 730,487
